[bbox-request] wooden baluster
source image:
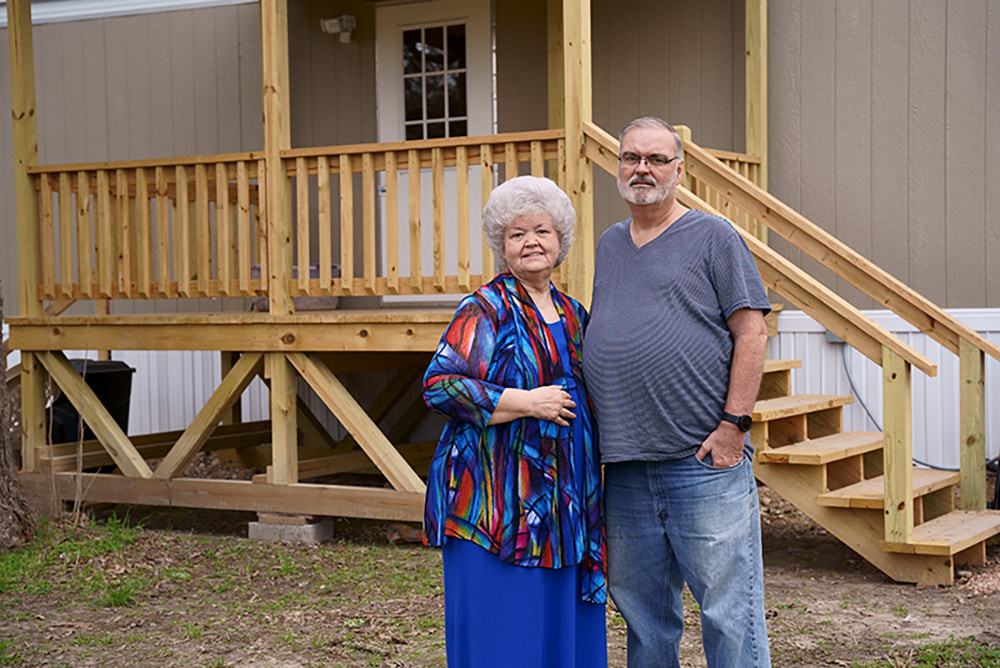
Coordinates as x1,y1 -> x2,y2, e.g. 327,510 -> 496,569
115,169 -> 132,297
505,141 -> 518,181
256,159 -> 268,292
339,154 -> 354,294
554,138 -> 568,288
295,157 -> 310,295
59,173 -> 74,298
959,337 -> 986,511
362,152 -> 376,294
95,170 -> 113,298
432,147 -> 445,293
135,167 -> 152,298
175,165 -> 191,297
237,161 -> 251,296
317,155 -> 332,294
480,143 -> 494,280
456,145 -> 470,292
155,166 -> 170,296
76,171 -> 93,298
195,163 -> 210,296
530,140 -> 544,176
40,173 -> 55,299
408,149 -> 421,293
384,151 -> 399,294
216,163 -> 232,297
882,346 -> 913,545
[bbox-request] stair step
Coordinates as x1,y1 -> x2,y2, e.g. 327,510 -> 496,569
818,468 -> 959,509
881,510 -> 1000,556
763,358 -> 801,373
752,394 -> 853,422
759,431 -> 883,465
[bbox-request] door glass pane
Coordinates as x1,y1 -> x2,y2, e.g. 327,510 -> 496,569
447,24 -> 465,69
427,122 -> 446,139
403,29 -> 422,75
424,27 -> 444,72
404,78 -> 423,122
449,72 -> 466,117
426,74 -> 445,119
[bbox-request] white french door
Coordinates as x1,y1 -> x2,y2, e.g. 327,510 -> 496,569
375,0 -> 494,303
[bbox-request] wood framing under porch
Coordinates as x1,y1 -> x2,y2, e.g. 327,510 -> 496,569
9,311 -> 455,520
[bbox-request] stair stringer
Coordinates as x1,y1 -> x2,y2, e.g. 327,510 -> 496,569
753,459 -> 956,585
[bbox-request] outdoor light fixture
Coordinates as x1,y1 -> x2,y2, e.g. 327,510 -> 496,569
320,14 -> 357,43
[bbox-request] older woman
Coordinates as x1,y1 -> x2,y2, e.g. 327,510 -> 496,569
422,176 -> 606,667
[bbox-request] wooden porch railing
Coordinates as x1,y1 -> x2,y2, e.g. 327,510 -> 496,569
583,120 -> 999,545
30,154 -> 269,300
27,130 -> 568,305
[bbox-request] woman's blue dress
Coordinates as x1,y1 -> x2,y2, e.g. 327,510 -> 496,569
441,319 -> 606,668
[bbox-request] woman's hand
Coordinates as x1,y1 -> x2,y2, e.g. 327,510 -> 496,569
526,385 -> 577,426
488,385 -> 577,426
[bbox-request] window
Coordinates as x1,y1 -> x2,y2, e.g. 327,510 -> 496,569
402,23 -> 468,140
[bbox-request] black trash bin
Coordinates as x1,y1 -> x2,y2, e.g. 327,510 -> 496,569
49,359 -> 135,443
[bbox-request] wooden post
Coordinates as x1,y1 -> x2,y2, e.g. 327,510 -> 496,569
958,337 -> 986,511
267,353 -> 298,484
261,0 -> 292,315
882,346 -> 913,544
260,0 -> 298,480
745,0 -> 768,245
547,0 -> 564,131
8,0 -> 46,472
676,125 -> 692,191
562,0 -> 594,305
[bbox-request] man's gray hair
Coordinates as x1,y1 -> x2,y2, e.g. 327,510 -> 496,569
481,175 -> 576,271
618,116 -> 683,156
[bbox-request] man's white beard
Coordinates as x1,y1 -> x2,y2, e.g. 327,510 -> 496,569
617,174 -> 674,206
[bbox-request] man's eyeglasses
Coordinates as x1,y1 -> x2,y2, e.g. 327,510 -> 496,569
618,152 -> 679,168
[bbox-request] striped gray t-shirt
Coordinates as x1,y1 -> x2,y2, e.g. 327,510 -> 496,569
582,210 -> 770,463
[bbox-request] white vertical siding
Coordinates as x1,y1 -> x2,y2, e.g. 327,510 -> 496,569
769,309 -> 1000,469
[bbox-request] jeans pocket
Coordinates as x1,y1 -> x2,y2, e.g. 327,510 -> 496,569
695,451 -> 747,471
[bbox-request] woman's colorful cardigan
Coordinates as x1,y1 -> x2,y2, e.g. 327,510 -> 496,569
422,273 -> 606,604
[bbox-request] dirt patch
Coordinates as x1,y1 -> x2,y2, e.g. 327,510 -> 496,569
1,463 -> 998,667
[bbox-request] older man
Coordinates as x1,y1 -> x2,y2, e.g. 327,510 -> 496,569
583,117 -> 772,667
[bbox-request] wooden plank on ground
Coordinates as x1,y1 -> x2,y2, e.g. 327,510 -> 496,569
27,472 -> 424,522
38,351 -> 151,478
153,352 -> 263,479
286,352 -> 425,493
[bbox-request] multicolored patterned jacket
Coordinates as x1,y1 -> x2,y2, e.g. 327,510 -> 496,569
422,273 -> 606,604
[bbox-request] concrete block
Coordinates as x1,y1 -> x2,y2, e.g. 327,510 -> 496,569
248,518 -> 333,544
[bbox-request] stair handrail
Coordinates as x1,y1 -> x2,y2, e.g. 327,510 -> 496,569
581,121 -> 935,376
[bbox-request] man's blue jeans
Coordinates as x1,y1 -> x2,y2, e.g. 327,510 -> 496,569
604,454 -> 771,668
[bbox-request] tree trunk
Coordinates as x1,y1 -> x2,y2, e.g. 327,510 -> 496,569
0,283 -> 35,549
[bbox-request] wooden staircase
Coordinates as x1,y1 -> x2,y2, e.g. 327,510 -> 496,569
753,358 -> 1000,585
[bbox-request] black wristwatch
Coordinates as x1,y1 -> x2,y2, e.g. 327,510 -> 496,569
721,412 -> 753,432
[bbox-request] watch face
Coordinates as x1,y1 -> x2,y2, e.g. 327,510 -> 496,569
737,415 -> 753,432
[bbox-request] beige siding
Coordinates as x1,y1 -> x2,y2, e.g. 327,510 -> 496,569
589,0 -> 746,241
0,4 -> 262,317
769,0 -> 1000,309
